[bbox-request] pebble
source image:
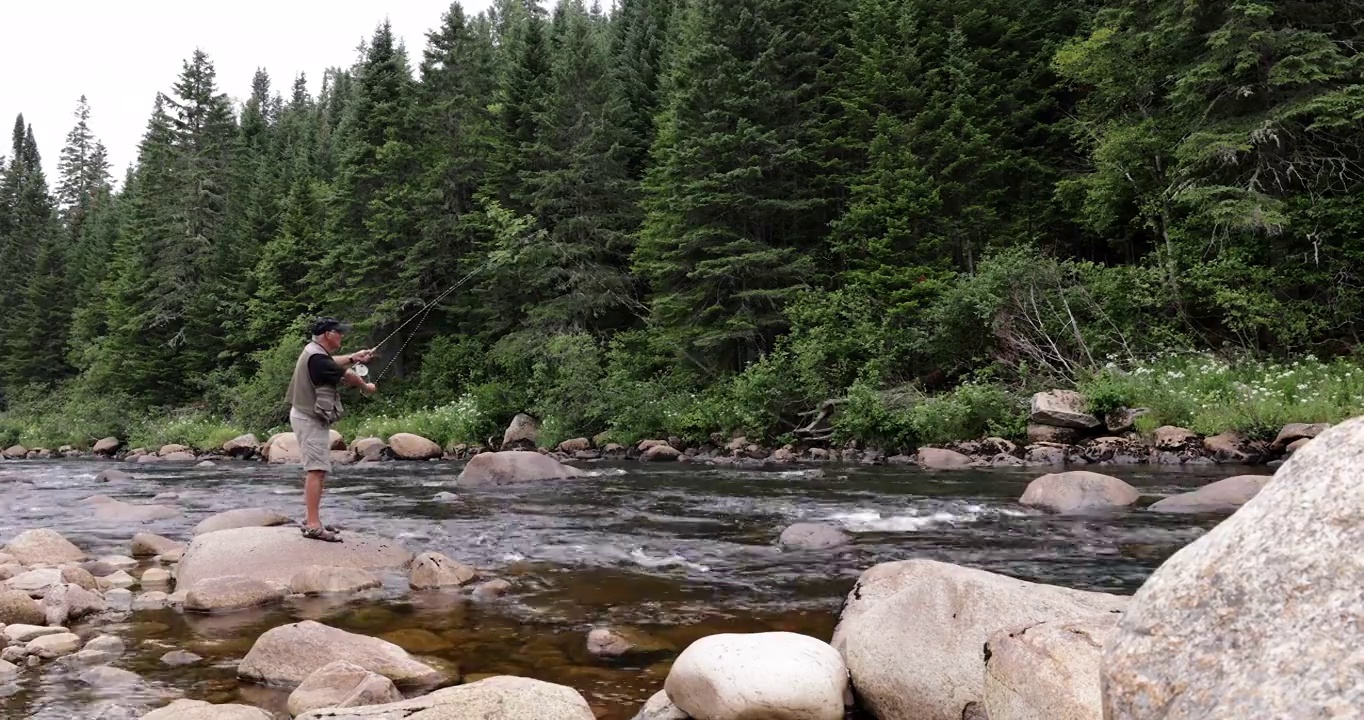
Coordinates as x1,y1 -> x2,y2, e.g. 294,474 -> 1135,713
160,650 -> 203,667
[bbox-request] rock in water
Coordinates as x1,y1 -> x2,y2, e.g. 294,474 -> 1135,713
4,528 -> 85,565
237,620 -> 446,689
140,699 -> 274,720
193,508 -> 292,535
1147,475 -> 1271,514
0,589 -> 45,625
409,552 -> 476,589
289,565 -> 382,595
42,582 -> 106,625
831,559 -> 1126,720
1030,390 -> 1102,430
917,447 -> 973,469
1019,471 -> 1139,513
388,433 -> 442,461
176,526 -> 413,588
642,444 -> 682,462
93,437 -> 122,455
351,437 -> 387,461
287,660 -> 403,717
27,632 -> 83,659
222,434 -> 260,458
778,523 -> 851,550
502,413 -> 541,450
664,632 -> 849,720
83,496 -> 181,523
185,576 -> 289,613
1103,417 -> 1364,719
457,451 -> 584,487
95,468 -> 132,482
293,675 -> 595,720
586,627 -> 674,660
632,691 -> 690,720
131,532 -> 184,558
984,613 -> 1119,720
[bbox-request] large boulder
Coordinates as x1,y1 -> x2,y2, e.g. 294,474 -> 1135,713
185,575 -> 289,613
223,434 -> 261,458
140,699 -> 274,720
831,559 -> 1127,720
665,632 -> 849,720
1030,390 -> 1102,430
194,508 -> 292,535
917,447 -> 974,470
409,552 -> 476,589
93,437 -> 122,455
0,589 -> 45,625
1103,416 -> 1364,719
288,660 -> 403,717
778,523 -> 851,550
502,413 -> 541,450
389,433 -> 442,461
294,675 -> 596,720
1147,474 -> 1272,514
1270,422 -> 1330,451
4,528 -> 85,565
238,620 -> 447,689
457,451 -> 584,487
984,613 -> 1119,720
1019,471 -> 1139,514
176,526 -> 413,589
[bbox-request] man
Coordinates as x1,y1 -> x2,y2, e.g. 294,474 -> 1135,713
286,317 -> 377,542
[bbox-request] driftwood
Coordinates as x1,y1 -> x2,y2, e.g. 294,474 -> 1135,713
794,398 -> 846,441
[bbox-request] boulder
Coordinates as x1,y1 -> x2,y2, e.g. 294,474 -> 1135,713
131,591 -> 170,611
409,552 -> 476,589
665,632 -> 849,720
60,565 -> 99,592
0,659 -> 17,680
1104,407 -> 1148,434
586,627 -> 673,660
163,451 -> 198,462
778,523 -> 851,550
1025,445 -> 1068,465
176,526 -> 413,589
502,413 -> 541,450
1152,425 -> 1198,450
328,430 -> 346,450
2,445 -> 28,460
1030,390 -> 1102,430
194,508 -> 292,536
185,575 -> 289,613
140,699 -> 274,720
457,451 -> 584,487
1285,437 -> 1311,454
7,567 -> 63,596
4,528 -> 85,565
287,660 -> 403,717
93,437 -> 122,455
136,454 -> 164,464
1027,423 -> 1083,445
42,582 -> 106,625
388,433 -> 442,461
237,620 -> 446,689
1019,471 -> 1139,514
84,496 -> 180,522
293,675 -> 595,720
95,468 -> 133,482
1203,431 -> 1259,463
159,444 -> 191,456
105,588 -> 133,611
162,650 -> 204,666
5,623 -> 67,643
984,613 -> 1119,720
131,533 -> 184,558
0,589 -> 45,625
633,691 -> 690,720
831,559 -> 1127,720
642,444 -> 682,462
223,434 -> 260,458
1147,474 -> 1272,514
558,438 -> 591,454
141,567 -> 173,588
379,629 -> 454,654
351,437 -> 387,462
917,447 -> 974,470
1270,422 -> 1330,451
1103,417 -> 1364,719
290,565 -> 382,595
472,579 -> 512,601
79,665 -> 146,689
27,632 -> 83,659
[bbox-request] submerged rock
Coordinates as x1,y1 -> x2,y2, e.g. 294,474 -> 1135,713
4,528 -> 85,565
1019,471 -> 1139,514
665,632 -> 849,720
778,522 -> 851,550
456,451 -> 584,487
140,699 -> 273,720
916,447 -> 973,470
1103,417 -> 1364,719
95,468 -> 132,482
287,660 -> 403,717
237,620 -> 447,689
1148,475 -> 1271,514
409,552 -> 476,589
131,532 -> 184,558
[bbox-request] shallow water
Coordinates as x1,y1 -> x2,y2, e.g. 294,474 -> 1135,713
0,458 -> 1251,718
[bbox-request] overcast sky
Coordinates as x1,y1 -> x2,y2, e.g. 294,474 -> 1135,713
1,0 -> 497,186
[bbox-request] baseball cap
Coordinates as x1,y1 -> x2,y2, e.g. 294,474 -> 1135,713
311,317 -> 352,336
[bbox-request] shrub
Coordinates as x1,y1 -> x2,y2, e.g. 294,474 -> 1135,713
339,395 -> 486,448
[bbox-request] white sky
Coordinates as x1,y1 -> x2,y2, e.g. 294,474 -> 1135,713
0,1 -> 497,186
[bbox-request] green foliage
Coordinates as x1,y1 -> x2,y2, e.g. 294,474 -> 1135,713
337,395 -> 487,448
833,381 -> 1028,450
128,413 -> 246,453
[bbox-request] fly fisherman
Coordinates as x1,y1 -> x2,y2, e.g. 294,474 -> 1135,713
286,317 -> 376,542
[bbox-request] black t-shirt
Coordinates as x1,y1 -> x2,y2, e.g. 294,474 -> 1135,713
308,353 -> 345,387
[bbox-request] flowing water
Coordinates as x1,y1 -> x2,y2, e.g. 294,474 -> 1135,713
0,458 -> 1249,719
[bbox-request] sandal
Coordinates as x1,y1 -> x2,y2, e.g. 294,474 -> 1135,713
301,525 -> 343,542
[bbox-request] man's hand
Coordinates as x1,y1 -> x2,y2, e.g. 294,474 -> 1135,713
364,382 -> 377,394
352,348 -> 376,363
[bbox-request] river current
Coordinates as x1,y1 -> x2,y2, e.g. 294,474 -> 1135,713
0,458 -> 1246,719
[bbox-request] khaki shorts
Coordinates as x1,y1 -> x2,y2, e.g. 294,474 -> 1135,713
290,409 -> 332,473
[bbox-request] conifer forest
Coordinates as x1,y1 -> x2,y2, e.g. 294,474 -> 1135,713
1,0 -> 1362,452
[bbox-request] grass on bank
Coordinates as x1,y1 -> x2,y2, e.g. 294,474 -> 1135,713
2,353 -> 1363,453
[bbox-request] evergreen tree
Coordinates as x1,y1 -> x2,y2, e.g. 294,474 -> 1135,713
55,96 -> 112,231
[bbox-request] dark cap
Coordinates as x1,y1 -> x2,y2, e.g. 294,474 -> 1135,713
311,317 -> 351,336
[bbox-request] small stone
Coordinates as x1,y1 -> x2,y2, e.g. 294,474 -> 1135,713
409,552 -> 477,590
141,567 -> 173,588
79,665 -> 145,688
104,588 -> 133,611
131,591 -> 169,611
1,647 -> 26,663
778,522 -> 852,550
95,555 -> 138,572
98,570 -> 137,590
161,649 -> 203,666
184,575 -> 287,613
131,533 -> 184,558
0,658 -> 16,680
289,565 -> 382,595
5,624 -> 68,643
85,635 -> 126,657
27,632 -> 82,659
472,579 -> 512,601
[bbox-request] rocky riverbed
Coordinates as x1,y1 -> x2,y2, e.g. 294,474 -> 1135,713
0,420 -> 1355,719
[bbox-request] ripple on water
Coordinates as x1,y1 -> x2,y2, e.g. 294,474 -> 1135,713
0,457 -> 1243,719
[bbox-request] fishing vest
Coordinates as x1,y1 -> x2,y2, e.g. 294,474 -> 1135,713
286,341 -> 343,424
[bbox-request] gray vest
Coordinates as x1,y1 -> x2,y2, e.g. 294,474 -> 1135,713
286,341 -> 343,424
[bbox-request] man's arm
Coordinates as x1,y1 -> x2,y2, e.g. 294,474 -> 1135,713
331,348 -> 375,369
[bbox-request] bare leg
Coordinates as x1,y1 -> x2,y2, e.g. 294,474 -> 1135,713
304,470 -> 326,528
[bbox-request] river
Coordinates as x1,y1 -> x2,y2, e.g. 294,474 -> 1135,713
0,458 -> 1246,719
